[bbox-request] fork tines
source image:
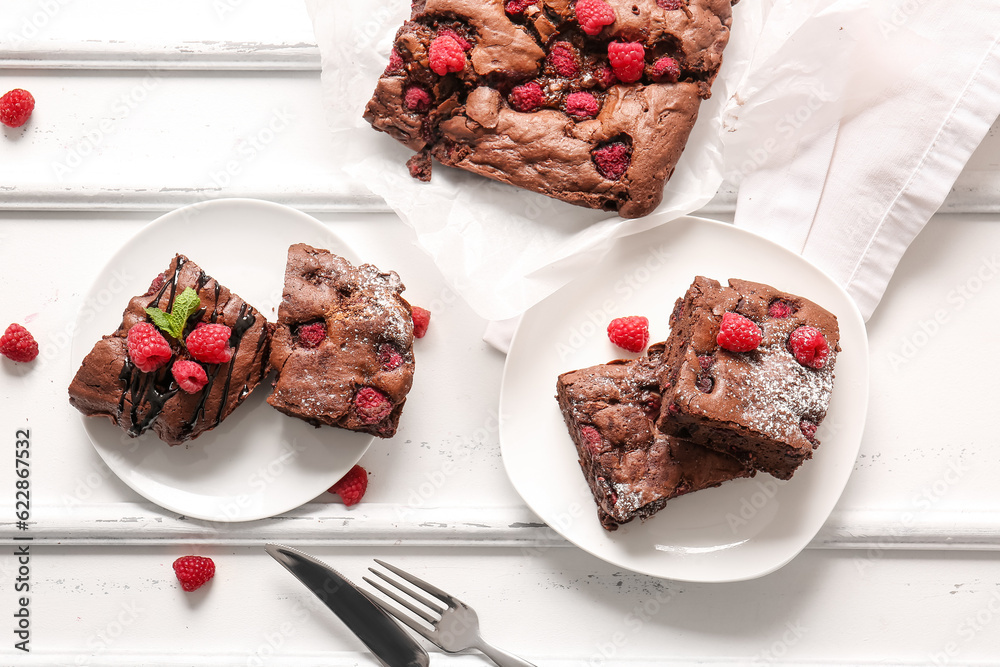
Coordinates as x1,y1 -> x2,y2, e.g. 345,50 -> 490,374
362,560 -> 450,637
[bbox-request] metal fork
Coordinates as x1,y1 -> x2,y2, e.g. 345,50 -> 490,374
362,559 -> 537,667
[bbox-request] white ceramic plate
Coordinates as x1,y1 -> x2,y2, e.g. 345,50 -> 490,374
70,199 -> 372,522
499,215 -> 869,582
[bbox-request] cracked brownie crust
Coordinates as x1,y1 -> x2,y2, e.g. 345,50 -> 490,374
267,244 -> 415,438
364,0 -> 735,218
557,343 -> 752,530
67,255 -> 273,446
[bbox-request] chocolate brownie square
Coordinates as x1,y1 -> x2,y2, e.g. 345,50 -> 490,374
267,244 -> 415,438
658,277 -> 840,479
557,343 -> 752,530
364,0 -> 735,218
68,254 -> 273,446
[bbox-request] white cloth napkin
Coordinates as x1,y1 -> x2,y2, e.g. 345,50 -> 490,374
726,0 -> 1000,321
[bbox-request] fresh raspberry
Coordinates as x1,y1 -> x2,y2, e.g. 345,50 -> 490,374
607,42 -> 645,84
510,82 -> 545,112
354,387 -> 393,424
657,0 -> 684,8
788,326 -> 830,369
595,63 -> 617,88
428,35 -> 466,76
404,85 -> 432,112
295,322 -> 326,349
0,324 -> 38,362
411,306 -> 431,339
607,316 -> 649,353
0,89 -> 35,128
173,556 -> 215,592
385,48 -> 404,75
171,360 -> 208,393
548,42 -> 579,78
185,323 -> 233,365
328,464 -> 369,506
592,141 -> 631,179
575,0 -> 616,36
717,312 -> 762,352
580,426 -> 603,455
565,91 -> 600,119
650,56 -> 681,83
126,323 -> 172,372
438,29 -> 471,51
378,343 -> 404,371
768,299 -> 796,318
505,0 -> 537,14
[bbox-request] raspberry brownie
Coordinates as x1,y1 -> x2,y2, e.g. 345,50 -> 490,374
557,343 -> 752,530
267,244 -> 415,438
364,0 -> 735,218
658,277 -> 840,480
68,255 -> 273,446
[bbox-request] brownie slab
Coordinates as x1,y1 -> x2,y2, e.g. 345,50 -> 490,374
68,255 -> 273,446
557,343 -> 752,530
658,277 -> 840,479
364,0 -> 735,218
267,244 -> 415,438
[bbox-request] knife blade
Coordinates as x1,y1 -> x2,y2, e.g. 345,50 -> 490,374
265,544 -> 429,667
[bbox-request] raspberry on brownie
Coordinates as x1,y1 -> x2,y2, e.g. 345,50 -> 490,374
658,277 -> 841,480
364,0 -> 736,218
556,343 -> 752,530
267,244 -> 415,438
68,255 -> 273,446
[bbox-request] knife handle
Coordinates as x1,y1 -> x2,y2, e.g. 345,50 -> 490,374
476,639 -> 537,667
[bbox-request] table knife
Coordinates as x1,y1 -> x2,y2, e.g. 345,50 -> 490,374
265,543 -> 429,667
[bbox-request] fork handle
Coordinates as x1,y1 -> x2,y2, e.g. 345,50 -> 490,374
476,639 -> 537,667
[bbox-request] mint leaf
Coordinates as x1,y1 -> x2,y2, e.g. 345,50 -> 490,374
171,288 -> 201,334
145,307 -> 175,336
145,288 -> 202,340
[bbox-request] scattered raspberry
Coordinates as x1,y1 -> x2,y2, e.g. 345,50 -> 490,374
594,63 -> 617,88
505,0 -> 537,14
592,140 -> 631,179
145,271 -> 168,296
607,42 -> 645,84
580,426 -> 603,455
650,56 -> 681,83
510,82 -> 545,112
607,316 -> 649,353
716,312 -> 762,353
378,343 -> 404,371
354,387 -> 393,424
294,322 -> 326,348
575,0 -> 616,36
640,391 -> 660,417
768,299 -> 796,318
173,556 -> 215,592
657,0 -> 684,8
126,323 -> 172,372
428,35 -> 466,76
695,373 -> 714,393
0,89 -> 35,128
565,91 -> 600,119
185,323 -> 233,365
438,29 -> 471,51
171,360 -> 208,394
788,326 -> 830,369
697,354 -> 714,369
404,85 -> 432,112
328,464 -> 369,506
548,42 -> 579,78
411,306 -> 431,338
385,49 -> 404,75
0,324 -> 38,362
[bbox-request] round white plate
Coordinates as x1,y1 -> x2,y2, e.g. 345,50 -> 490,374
70,199 -> 372,522
499,215 -> 869,582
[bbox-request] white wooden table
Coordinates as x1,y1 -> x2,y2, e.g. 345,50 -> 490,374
2,2 -> 1000,664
